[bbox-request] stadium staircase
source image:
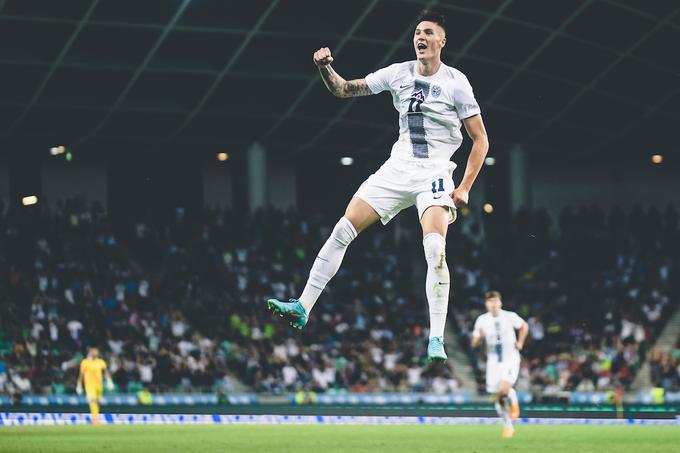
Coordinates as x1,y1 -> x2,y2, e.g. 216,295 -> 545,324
632,306 -> 680,389
229,376 -> 253,393
445,323 -> 478,392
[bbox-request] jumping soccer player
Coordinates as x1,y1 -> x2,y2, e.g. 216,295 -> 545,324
76,347 -> 114,424
471,291 -> 529,438
267,10 -> 489,362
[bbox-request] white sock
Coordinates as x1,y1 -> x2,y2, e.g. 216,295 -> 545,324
508,388 -> 518,406
423,233 -> 449,339
503,397 -> 513,427
299,217 -> 357,313
495,399 -> 513,428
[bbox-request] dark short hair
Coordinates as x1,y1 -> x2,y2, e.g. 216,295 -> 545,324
485,291 -> 502,301
417,10 -> 447,35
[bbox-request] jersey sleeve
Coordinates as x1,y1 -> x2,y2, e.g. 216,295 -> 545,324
472,317 -> 482,338
510,312 -> 525,329
453,72 -> 481,119
79,360 -> 86,373
365,64 -> 398,95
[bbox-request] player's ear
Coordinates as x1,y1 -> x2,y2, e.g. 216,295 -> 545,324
441,36 -> 446,47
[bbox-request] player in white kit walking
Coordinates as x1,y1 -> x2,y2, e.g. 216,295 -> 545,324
471,291 -> 529,438
267,11 -> 489,362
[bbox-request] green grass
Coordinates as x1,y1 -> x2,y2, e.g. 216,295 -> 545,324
1,424 -> 678,453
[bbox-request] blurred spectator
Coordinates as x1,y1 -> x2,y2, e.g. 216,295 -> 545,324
647,335 -> 680,391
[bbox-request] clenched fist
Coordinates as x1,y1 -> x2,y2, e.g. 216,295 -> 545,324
313,47 -> 334,67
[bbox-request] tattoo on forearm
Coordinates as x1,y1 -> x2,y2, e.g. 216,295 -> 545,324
318,65 -> 342,95
342,80 -> 373,97
318,65 -> 372,98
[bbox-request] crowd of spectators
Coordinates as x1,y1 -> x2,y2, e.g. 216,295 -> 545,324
0,198 -> 456,396
647,334 -> 680,391
0,198 -> 677,398
454,205 -> 679,394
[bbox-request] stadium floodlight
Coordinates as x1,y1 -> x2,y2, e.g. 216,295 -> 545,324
483,203 -> 494,214
484,157 -> 496,166
217,152 -> 229,161
651,154 -> 663,164
340,157 -> 354,166
22,195 -> 38,206
50,146 -> 66,156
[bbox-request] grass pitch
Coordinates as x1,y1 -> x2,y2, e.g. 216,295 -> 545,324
1,424 -> 678,453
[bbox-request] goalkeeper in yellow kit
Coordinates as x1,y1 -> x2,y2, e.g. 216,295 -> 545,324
76,347 -> 114,424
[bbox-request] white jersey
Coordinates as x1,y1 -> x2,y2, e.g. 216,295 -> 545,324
365,60 -> 480,165
472,310 -> 525,363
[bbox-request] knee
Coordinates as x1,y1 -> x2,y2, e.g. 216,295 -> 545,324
331,217 -> 358,247
498,384 -> 510,398
342,209 -> 361,231
423,233 -> 446,268
344,197 -> 379,233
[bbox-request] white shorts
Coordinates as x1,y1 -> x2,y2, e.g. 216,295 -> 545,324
486,354 -> 520,394
354,157 -> 457,225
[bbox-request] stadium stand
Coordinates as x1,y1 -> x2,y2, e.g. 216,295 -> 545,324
0,198 -> 678,398
455,205 -> 679,394
0,197 -> 456,396
646,334 -> 680,391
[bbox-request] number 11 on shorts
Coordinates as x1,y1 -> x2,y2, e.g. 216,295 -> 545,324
431,178 -> 444,193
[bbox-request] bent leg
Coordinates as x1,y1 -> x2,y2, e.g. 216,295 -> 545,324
507,386 -> 520,419
298,197 -> 379,313
344,196 -> 381,234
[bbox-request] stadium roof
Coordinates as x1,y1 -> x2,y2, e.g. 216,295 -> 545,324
0,0 -> 678,160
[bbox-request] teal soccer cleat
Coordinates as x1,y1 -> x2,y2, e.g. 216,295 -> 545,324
427,337 -> 447,362
266,298 -> 308,329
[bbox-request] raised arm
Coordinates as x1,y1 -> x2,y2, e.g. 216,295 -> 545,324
313,47 -> 373,98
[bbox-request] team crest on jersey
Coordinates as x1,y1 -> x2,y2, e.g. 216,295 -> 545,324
432,85 -> 441,98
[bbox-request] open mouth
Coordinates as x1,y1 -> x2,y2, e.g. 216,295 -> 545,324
417,42 -> 427,51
